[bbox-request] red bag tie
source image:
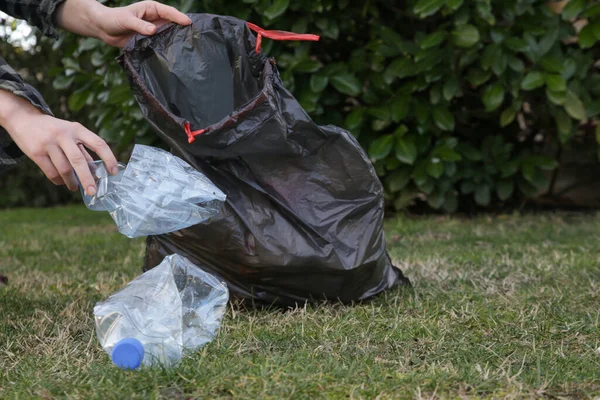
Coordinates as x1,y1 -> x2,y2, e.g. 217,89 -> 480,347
184,122 -> 206,144
247,22 -> 320,53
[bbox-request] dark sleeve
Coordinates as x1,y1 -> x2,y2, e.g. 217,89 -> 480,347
0,0 -> 66,38
0,56 -> 53,170
0,0 -> 63,170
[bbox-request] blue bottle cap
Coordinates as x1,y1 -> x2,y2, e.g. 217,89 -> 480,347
111,338 -> 144,370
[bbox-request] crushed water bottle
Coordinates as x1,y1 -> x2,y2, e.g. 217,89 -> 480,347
77,144 -> 227,238
94,254 -> 229,369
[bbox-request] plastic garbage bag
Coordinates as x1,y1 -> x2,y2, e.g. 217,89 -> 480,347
78,144 -> 226,238
94,254 -> 229,369
119,14 -> 410,306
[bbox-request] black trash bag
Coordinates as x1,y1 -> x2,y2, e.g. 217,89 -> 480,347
118,13 -> 409,306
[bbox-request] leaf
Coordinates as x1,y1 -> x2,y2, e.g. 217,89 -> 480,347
434,145 -> 462,161
372,120 -> 392,132
509,56 -> 525,73
476,2 -> 495,25
496,180 -> 514,201
475,184 -> 491,206
53,76 -> 74,90
505,37 -> 528,52
91,51 -> 105,67
384,58 -> 416,83
310,75 -> 328,92
427,158 -> 445,178
430,85 -> 442,105
451,24 -> 480,48
368,135 -> 395,161
345,108 -> 363,131
61,58 -> 80,71
500,107 -> 517,127
528,156 -> 559,171
68,91 -> 89,112
584,4 -> 600,18
414,0 -> 447,18
555,109 -> 573,143
446,0 -> 463,11
481,44 -> 501,71
482,83 -> 505,112
561,0 -> 585,20
596,124 -> 600,144
564,90 -> 587,121
594,23 -> 600,40
414,100 -> 430,124
540,56 -> 564,74
323,20 -> 340,40
520,71 -> 545,91
368,106 -> 392,120
432,106 -> 455,131
467,69 -> 492,87
264,0 -> 289,19
562,59 -> 577,80
391,96 -> 411,122
395,136 -> 418,165
545,74 -> 567,92
78,38 -> 100,51
331,73 -> 362,96
294,58 -> 323,73
108,85 -> 132,105
579,25 -> 598,49
419,30 -> 446,49
443,77 -> 459,101
546,88 -> 567,105
386,169 -> 412,192
538,26 -> 558,57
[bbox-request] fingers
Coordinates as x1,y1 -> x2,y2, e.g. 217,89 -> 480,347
149,2 -> 191,26
122,13 -> 157,35
48,147 -> 79,192
35,156 -> 65,187
75,125 -> 119,176
61,139 -> 97,196
79,144 -> 94,163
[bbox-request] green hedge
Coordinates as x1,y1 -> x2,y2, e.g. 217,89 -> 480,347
36,0 -> 600,210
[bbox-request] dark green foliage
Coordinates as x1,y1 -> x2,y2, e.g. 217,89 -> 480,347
7,0 -> 600,210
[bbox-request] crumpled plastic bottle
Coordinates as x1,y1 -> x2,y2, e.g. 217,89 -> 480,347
94,254 -> 229,369
77,144 -> 226,238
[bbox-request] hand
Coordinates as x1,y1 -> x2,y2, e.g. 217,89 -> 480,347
97,1 -> 192,47
0,90 -> 118,196
56,0 -> 192,48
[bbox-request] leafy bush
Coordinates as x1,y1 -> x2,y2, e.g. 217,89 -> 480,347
43,0 -> 600,210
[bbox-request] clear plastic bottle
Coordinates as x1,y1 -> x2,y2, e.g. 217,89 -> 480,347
94,254 -> 229,369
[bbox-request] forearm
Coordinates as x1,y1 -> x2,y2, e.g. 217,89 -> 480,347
54,0 -> 106,39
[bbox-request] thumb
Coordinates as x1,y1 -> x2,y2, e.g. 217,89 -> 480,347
123,14 -> 156,35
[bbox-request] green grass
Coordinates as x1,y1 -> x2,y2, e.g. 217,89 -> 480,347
1,206 -> 600,399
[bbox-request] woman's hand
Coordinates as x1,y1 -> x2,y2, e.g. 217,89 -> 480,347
0,90 -> 118,196
56,0 -> 192,48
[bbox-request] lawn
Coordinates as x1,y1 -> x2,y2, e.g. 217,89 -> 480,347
1,206 -> 599,399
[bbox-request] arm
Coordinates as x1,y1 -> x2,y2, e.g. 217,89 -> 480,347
0,87 -> 117,195
0,0 -> 190,193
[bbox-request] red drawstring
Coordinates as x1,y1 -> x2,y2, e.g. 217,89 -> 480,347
184,122 -> 205,144
247,22 -> 320,53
